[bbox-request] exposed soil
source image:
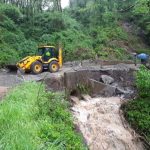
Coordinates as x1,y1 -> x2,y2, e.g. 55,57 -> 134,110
121,22 -> 150,53
72,97 -> 144,150
0,86 -> 8,100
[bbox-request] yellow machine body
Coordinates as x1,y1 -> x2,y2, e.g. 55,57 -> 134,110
16,46 -> 63,74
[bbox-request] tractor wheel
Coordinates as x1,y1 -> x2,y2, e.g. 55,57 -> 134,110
49,61 -> 59,73
31,61 -> 43,74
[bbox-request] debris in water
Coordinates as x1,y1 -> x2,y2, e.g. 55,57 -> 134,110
72,97 -> 144,150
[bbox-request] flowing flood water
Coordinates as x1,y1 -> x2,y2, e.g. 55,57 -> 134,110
72,97 -> 144,150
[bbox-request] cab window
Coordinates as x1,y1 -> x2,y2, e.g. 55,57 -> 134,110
38,48 -> 44,55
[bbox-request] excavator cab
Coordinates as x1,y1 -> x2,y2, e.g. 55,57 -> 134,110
16,45 -> 62,74
38,46 -> 58,61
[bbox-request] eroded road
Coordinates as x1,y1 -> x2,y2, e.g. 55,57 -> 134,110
0,61 -> 139,88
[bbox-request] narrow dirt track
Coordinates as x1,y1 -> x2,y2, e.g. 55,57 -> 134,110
72,97 -> 144,150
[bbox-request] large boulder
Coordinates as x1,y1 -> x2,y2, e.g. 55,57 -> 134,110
100,75 -> 114,85
89,79 -> 116,97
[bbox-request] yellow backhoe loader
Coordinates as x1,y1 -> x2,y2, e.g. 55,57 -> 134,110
16,46 -> 63,74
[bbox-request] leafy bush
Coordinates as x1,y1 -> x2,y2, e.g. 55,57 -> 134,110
0,43 -> 19,66
0,82 -> 86,150
0,4 -> 22,23
131,0 -> 150,44
39,29 -> 95,61
1,31 -> 25,46
124,98 -> 150,140
136,66 -> 150,98
89,26 -> 128,59
123,67 -> 150,142
17,40 -> 37,57
28,12 -> 80,39
90,26 -> 127,44
0,14 -> 17,31
46,24 -> 129,61
0,25 -> 36,65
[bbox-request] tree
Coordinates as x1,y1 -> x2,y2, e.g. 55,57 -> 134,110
0,0 -> 63,17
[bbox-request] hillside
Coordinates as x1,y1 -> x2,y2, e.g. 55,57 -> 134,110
0,0 -> 150,67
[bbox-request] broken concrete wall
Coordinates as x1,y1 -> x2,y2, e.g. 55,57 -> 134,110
89,79 -> 116,97
64,70 -> 92,91
44,67 -> 135,93
64,67 -> 136,98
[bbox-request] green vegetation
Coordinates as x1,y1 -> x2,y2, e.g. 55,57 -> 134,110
132,0 -> 150,44
0,82 -> 86,150
122,0 -> 150,55
77,83 -> 91,95
136,66 -> 150,98
123,66 -> 150,141
0,0 -> 149,66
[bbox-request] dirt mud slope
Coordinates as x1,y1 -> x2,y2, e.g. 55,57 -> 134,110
72,97 -> 144,150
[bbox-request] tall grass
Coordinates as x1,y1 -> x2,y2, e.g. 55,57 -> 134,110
0,82 -> 86,150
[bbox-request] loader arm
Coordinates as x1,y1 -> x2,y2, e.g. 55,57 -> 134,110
16,56 -> 41,71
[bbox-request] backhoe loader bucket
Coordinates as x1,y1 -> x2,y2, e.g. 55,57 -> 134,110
7,65 -> 18,72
